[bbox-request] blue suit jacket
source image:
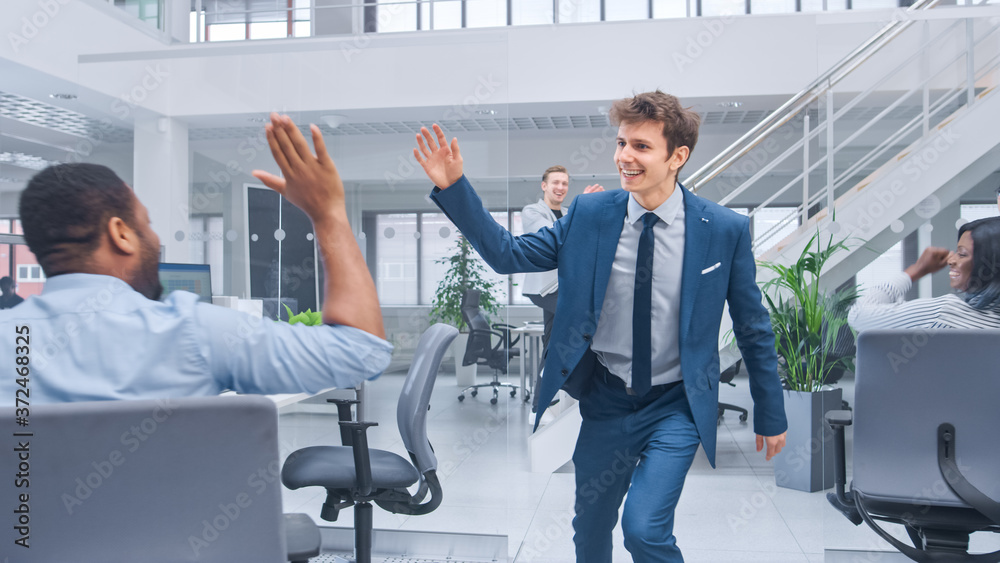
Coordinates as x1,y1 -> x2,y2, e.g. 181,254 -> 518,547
431,176 -> 787,466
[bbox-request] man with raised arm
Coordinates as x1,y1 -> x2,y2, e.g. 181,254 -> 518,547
0,114 -> 390,403
414,91 -> 787,562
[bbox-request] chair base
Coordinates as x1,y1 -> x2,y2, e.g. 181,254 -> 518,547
717,402 -> 748,425
458,381 -> 520,405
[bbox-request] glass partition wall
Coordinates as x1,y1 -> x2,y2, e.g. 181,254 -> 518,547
9,2 -> 1000,560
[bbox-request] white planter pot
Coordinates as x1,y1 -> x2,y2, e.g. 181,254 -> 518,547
453,332 -> 478,387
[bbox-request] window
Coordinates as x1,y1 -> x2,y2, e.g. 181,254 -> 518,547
380,0 -> 419,32
701,0 -> 747,16
800,0 -> 849,10
855,241 -> 903,294
960,204 -> 997,223
653,0 -> 689,18
751,0 -> 796,14
17,264 -> 44,282
376,214 -> 419,304
512,0 -> 552,25
558,0 -> 600,23
467,0 -> 507,28
606,0 -> 649,21
752,206 -> 798,256
189,215 -> 224,297
372,210 -> 525,305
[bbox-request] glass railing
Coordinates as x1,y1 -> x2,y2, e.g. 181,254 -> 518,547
110,0 -> 164,31
188,0 -> 927,43
684,0 -> 1000,254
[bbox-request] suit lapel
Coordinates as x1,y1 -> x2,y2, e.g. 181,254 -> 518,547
592,190 -> 629,314
679,187 -> 713,342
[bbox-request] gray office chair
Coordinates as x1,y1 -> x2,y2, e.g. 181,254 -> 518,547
0,395 -> 319,562
717,359 -> 748,425
826,329 -> 1000,562
459,289 -> 521,404
281,323 -> 459,563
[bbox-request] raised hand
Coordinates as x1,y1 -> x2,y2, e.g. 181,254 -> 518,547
583,184 -> 605,194
252,113 -> 344,224
413,124 -> 463,189
905,246 -> 952,282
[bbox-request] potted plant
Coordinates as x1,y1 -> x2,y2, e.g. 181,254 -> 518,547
429,235 -> 501,386
758,232 -> 858,493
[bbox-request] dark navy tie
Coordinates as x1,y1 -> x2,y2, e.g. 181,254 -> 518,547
631,212 -> 659,396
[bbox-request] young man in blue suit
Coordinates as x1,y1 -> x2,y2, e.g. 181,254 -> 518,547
414,91 -> 787,562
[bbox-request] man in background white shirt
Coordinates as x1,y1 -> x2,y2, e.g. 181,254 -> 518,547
521,166 -> 602,358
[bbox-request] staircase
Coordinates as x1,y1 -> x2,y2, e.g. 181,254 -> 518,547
685,0 -> 1000,290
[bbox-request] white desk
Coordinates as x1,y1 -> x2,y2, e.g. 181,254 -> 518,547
511,324 -> 544,406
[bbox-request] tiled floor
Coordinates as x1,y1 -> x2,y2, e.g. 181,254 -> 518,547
276,368 -> 1000,562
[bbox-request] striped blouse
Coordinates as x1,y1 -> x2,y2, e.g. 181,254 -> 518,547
848,272 -> 1000,332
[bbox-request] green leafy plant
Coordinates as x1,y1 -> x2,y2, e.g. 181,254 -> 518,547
758,232 -> 858,392
429,235 -> 501,331
282,304 -> 324,326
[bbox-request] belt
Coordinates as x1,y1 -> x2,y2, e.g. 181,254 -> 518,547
600,365 -> 681,396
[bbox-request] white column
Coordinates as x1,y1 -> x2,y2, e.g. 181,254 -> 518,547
133,116 -> 190,263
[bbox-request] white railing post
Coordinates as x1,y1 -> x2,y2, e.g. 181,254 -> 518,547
825,88 -> 835,214
968,16 -> 976,106
802,112 -> 810,224
922,20 -> 930,136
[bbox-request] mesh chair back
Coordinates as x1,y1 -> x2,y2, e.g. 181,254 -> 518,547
0,396 -> 286,562
460,289 -> 494,366
397,323 -> 459,473
853,329 -> 1000,508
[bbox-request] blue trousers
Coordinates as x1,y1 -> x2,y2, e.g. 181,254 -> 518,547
572,368 -> 701,563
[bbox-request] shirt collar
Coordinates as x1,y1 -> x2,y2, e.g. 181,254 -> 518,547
626,183 -> 684,226
41,273 -> 134,295
539,199 -> 566,214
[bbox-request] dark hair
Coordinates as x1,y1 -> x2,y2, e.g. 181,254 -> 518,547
19,163 -> 135,276
542,165 -> 568,183
609,90 -> 701,173
958,216 -> 1000,298
0,276 -> 12,290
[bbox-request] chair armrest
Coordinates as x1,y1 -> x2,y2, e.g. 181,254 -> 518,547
327,398 -> 360,446
339,421 -> 378,496
824,409 -> 859,523
492,323 -> 521,347
469,328 -> 508,353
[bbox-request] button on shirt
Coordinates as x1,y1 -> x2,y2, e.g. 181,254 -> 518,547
591,185 -> 685,387
0,274 -> 393,404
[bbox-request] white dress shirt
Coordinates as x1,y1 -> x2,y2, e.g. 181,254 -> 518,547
591,185 -> 686,387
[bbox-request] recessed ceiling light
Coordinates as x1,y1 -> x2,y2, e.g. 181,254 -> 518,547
717,101 -> 743,108
49,93 -> 77,100
475,110 -> 497,116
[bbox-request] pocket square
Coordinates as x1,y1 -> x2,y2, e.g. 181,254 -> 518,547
701,262 -> 721,275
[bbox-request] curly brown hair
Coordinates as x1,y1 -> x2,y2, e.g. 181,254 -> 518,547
609,90 -> 700,173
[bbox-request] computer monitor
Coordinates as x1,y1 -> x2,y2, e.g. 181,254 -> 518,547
158,263 -> 213,303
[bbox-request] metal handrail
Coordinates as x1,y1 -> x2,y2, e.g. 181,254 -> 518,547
688,0 -> 1000,253
684,0 -> 941,192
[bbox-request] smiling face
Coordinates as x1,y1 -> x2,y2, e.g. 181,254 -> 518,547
948,231 -> 974,291
614,120 -> 689,209
541,171 -> 569,209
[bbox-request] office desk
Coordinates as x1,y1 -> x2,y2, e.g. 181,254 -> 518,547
512,324 -> 544,406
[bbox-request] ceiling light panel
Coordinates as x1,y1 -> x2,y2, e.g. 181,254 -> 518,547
0,91 -> 133,143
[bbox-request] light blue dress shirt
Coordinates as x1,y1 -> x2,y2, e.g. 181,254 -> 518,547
0,274 -> 392,403
591,185 -> 686,387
